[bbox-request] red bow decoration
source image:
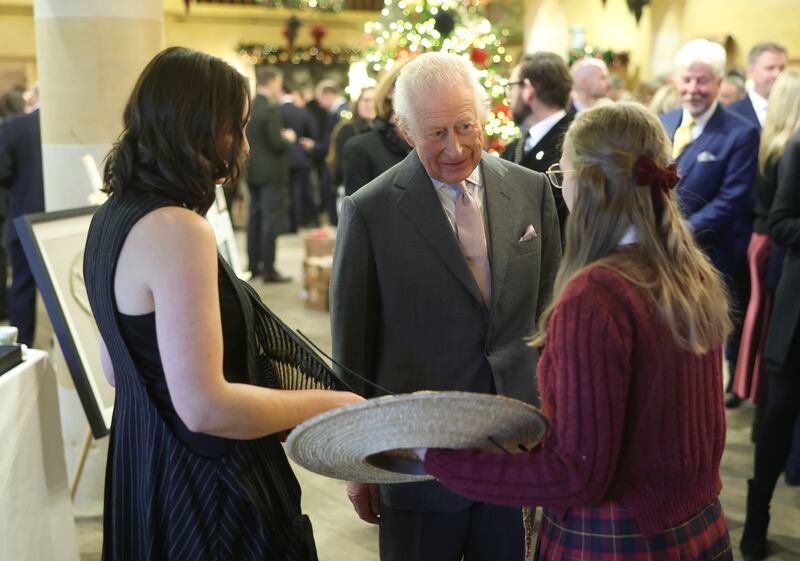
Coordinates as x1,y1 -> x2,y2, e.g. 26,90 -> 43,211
634,155 -> 680,216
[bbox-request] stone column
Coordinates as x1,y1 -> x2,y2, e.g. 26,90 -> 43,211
522,0 -> 570,56
648,0 -> 686,80
32,0 -> 163,515
33,0 -> 163,211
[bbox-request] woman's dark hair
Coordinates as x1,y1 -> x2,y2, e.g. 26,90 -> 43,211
104,47 -> 250,213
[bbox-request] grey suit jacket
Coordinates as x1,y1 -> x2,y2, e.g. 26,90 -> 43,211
330,150 -> 561,512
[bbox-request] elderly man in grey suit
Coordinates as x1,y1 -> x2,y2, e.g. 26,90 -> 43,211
330,52 -> 561,561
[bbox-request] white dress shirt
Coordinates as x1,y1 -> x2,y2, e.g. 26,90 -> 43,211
430,166 -> 486,233
524,109 -> 567,153
680,100 -> 719,141
747,90 -> 768,128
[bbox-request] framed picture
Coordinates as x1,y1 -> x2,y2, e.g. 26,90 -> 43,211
15,207 -> 111,438
15,191 -> 244,439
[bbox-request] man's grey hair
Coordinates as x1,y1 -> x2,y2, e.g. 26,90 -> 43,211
748,42 -> 788,66
722,73 -> 746,95
394,51 -> 487,136
675,39 -> 727,79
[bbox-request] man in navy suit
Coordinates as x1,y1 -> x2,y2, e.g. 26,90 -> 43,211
729,42 -> 787,129
0,90 -> 44,346
661,39 -> 759,391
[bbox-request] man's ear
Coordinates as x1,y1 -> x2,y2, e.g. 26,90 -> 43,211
398,123 -> 416,148
523,79 -> 537,105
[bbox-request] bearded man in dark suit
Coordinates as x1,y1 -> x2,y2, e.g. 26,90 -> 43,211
503,52 -> 574,236
330,51 -> 561,561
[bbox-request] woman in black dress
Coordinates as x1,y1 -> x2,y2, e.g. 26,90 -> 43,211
342,60 -> 412,196
83,47 -> 362,561
741,70 -> 800,561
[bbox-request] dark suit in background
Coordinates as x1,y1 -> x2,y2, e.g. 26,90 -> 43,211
729,95 -> 761,130
0,109 -> 44,345
280,100 -> 318,230
309,102 -> 346,225
341,117 -> 410,196
745,129 -> 800,555
503,112 -> 573,238
660,105 -> 759,278
246,94 -> 290,276
331,151 -> 561,560
662,105 -> 759,400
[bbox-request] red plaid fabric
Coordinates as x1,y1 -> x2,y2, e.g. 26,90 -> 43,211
535,499 -> 732,561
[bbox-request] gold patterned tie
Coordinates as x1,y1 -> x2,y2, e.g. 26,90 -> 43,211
452,181 -> 492,308
671,117 -> 695,160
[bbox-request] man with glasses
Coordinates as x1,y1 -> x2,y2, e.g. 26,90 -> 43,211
502,53 -> 573,237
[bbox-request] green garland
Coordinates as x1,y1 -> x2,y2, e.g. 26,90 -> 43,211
238,44 -> 361,66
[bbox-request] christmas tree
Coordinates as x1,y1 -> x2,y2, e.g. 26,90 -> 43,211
363,0 -> 518,154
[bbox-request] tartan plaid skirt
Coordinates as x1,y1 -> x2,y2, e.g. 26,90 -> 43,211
534,499 -> 732,561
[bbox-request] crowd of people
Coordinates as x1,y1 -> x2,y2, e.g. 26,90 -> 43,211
1,30 -> 799,561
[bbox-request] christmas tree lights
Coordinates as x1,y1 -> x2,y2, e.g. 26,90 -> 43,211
364,0 -> 519,154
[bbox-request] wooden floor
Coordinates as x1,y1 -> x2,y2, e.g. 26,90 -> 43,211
73,232 -> 800,561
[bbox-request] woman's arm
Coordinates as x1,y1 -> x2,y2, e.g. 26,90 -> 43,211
99,335 -> 114,387
423,293 -> 632,509
138,208 -> 361,439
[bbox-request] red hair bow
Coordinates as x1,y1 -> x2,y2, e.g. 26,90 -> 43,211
634,155 -> 680,193
634,155 -> 680,217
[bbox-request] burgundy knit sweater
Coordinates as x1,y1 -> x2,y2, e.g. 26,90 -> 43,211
424,266 -> 726,537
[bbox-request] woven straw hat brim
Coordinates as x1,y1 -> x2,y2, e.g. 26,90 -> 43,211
285,391 -> 548,484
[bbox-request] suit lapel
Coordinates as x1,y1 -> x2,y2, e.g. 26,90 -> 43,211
663,110 -> 682,140
677,106 -> 724,177
482,154 -> 514,318
394,152 -> 487,308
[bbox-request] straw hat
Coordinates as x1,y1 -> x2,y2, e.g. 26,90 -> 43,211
285,391 -> 548,484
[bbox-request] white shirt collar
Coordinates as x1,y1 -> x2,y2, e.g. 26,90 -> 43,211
525,109 -> 567,153
618,225 -> 638,246
681,100 -> 718,139
430,165 -> 483,191
748,90 -> 769,127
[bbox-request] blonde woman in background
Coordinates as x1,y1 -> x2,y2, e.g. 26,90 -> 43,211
648,82 -> 680,115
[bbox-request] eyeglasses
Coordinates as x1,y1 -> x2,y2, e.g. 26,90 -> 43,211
504,80 -> 523,91
545,163 -> 575,188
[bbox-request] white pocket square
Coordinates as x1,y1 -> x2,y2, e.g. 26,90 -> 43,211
519,224 -> 537,242
697,151 -> 718,162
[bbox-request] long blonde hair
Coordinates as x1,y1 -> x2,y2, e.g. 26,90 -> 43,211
759,70 -> 800,175
532,102 -> 731,353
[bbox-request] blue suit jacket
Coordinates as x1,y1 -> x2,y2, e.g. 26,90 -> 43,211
728,96 -> 761,129
661,105 -> 759,277
0,110 -> 44,244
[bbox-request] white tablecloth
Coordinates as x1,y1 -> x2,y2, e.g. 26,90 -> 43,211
0,349 -> 79,561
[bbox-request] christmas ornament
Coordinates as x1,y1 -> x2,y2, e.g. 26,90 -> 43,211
434,11 -> 457,38
311,24 -> 327,50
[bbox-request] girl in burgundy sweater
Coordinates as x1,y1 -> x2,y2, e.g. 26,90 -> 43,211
421,103 -> 734,560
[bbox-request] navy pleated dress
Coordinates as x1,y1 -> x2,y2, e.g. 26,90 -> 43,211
84,192 -> 338,560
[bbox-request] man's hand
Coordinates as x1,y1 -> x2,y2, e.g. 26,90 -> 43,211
346,481 -> 380,524
299,137 -> 315,151
281,128 -> 297,143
